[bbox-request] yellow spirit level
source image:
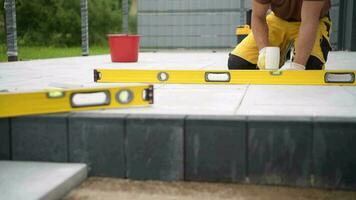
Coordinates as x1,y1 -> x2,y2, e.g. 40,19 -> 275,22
94,69 -> 356,86
0,85 -> 154,118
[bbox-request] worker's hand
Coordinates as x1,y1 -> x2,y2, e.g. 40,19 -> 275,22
280,62 -> 306,70
257,47 -> 267,70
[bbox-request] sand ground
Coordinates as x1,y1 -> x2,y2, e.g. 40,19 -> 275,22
64,177 -> 356,200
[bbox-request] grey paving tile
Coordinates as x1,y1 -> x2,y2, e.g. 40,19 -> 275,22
0,161 -> 87,200
236,85 -> 356,117
92,85 -> 245,115
325,52 -> 356,70
343,86 -> 356,97
0,51 -> 356,117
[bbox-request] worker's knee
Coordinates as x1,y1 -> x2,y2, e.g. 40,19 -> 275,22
305,56 -> 324,70
228,54 -> 257,70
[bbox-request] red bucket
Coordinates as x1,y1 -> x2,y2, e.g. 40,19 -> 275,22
108,34 -> 140,62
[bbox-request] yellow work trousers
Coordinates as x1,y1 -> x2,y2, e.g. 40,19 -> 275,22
231,13 -> 332,69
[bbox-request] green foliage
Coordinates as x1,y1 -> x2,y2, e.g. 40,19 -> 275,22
0,0 -> 135,47
0,44 -> 6,61
16,0 -> 77,46
0,45 -> 109,61
88,0 -> 122,46
0,0 -> 5,45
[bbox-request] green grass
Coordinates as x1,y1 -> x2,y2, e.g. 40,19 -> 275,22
0,45 -> 6,61
0,45 -> 110,62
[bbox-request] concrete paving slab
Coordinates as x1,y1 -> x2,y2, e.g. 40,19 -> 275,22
83,84 -> 247,115
325,52 -> 356,70
236,85 -> 356,117
0,161 -> 87,200
343,86 -> 356,97
1,51 -> 356,117
0,51 -> 225,91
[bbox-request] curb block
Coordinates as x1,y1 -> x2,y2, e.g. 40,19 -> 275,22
11,115 -> 68,162
126,115 -> 184,181
248,116 -> 313,187
313,117 -> 356,189
69,113 -> 126,177
185,115 -> 246,182
0,119 -> 10,160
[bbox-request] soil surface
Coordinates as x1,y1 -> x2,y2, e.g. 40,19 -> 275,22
64,177 -> 356,200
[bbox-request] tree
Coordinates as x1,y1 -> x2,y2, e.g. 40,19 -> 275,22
1,0 -> 125,47
1,0 -> 6,46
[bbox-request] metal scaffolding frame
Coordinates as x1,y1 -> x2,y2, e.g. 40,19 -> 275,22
4,0 -> 17,62
122,0 -> 129,34
81,0 -> 89,56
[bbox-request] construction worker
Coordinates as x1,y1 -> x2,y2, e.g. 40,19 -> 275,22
228,0 -> 331,70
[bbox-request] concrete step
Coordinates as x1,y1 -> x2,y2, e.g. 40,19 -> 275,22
0,161 -> 87,200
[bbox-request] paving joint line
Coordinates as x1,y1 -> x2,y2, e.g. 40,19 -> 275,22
341,86 -> 356,98
233,84 -> 250,115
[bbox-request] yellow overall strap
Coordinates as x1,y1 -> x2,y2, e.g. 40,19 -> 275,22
94,69 -> 356,86
0,85 -> 154,118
